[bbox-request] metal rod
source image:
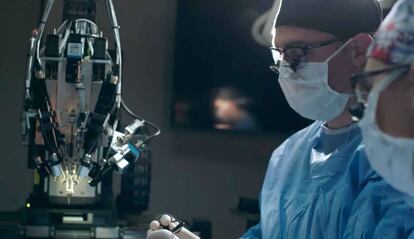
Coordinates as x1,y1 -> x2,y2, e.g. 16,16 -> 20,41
25,36 -> 36,98
36,0 -> 55,67
25,0 -> 55,99
105,0 -> 122,108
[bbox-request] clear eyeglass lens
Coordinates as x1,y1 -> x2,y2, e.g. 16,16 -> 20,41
284,48 -> 306,71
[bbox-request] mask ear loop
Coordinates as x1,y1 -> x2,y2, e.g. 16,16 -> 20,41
321,38 -> 354,97
324,38 -> 353,63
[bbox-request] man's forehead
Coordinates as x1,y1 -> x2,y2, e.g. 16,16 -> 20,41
273,26 -> 337,48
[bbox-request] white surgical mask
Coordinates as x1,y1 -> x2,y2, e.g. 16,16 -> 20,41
278,39 -> 352,121
359,69 -> 414,196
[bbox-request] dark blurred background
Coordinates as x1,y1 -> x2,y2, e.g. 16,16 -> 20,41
172,0 -> 311,133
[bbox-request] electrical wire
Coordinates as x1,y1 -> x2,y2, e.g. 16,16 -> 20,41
35,0 -> 55,68
120,99 -> 161,144
73,18 -> 99,35
56,19 -> 69,34
59,21 -> 72,54
105,0 -> 123,110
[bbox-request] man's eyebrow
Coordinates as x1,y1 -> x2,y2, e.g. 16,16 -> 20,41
285,41 -> 311,48
279,40 -> 316,49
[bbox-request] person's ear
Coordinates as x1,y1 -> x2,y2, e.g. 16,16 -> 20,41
351,33 -> 373,70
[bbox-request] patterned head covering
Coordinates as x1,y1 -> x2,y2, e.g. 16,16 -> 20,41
368,0 -> 414,65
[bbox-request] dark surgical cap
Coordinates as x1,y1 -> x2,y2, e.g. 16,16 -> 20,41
275,0 -> 383,38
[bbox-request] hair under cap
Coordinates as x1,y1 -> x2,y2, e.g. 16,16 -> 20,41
368,0 -> 414,65
275,0 -> 383,38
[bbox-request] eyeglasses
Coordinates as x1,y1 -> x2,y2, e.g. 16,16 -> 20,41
269,38 -> 343,74
349,64 -> 411,121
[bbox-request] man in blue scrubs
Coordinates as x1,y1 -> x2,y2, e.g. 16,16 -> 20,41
343,1 -> 414,238
241,0 -> 414,238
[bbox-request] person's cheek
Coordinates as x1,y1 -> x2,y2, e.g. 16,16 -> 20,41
376,87 -> 397,134
377,79 -> 414,138
410,85 -> 414,111
327,58 -> 345,92
407,87 -> 414,137
397,78 -> 414,137
328,52 -> 354,93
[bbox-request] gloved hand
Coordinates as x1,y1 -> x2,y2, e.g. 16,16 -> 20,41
146,229 -> 179,239
146,214 -> 200,239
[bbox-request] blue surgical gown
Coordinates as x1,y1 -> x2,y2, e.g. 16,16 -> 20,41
241,121 -> 414,239
343,180 -> 414,239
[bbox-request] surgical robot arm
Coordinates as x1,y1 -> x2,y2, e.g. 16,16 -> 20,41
21,0 -> 161,201
20,5 -> 202,237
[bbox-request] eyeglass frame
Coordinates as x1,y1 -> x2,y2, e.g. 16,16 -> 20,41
351,64 -> 411,102
349,64 -> 411,121
269,37 -> 344,74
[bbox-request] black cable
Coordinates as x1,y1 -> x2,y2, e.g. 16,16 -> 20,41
171,219 -> 185,233
120,98 -> 161,144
